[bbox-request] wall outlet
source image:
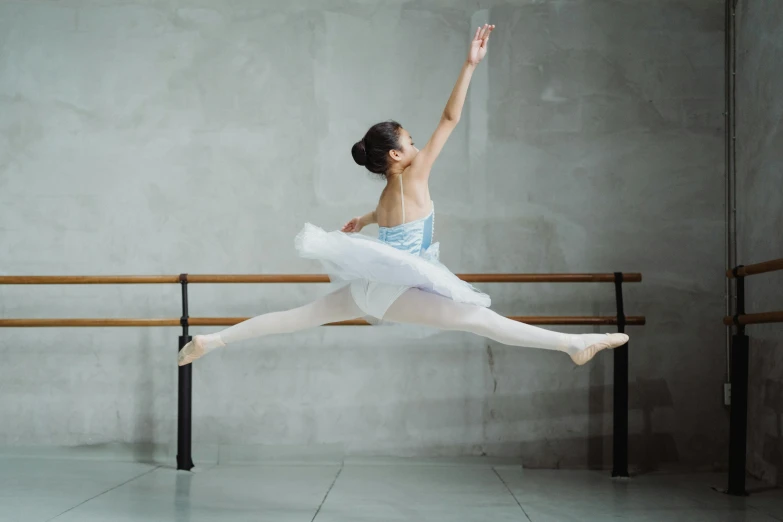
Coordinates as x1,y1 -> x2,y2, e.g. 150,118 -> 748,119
724,383 -> 731,406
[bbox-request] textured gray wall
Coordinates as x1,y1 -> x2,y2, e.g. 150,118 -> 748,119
0,0 -> 725,469
736,0 -> 783,485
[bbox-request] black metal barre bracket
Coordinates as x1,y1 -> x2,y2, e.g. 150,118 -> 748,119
612,272 -> 629,478
179,273 -> 189,333
614,272 -> 627,333
734,266 -> 745,334
177,273 -> 194,471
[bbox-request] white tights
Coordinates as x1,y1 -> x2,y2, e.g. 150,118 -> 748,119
201,285 -> 603,358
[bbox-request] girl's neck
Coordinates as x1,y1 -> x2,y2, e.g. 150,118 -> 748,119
386,165 -> 406,180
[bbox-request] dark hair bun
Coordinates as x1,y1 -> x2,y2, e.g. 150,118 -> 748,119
352,121 -> 402,177
351,140 -> 367,166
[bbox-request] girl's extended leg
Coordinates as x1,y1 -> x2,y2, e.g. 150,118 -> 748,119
178,285 -> 362,365
383,288 -> 628,365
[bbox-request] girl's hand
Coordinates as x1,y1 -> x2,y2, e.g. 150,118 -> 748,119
342,217 -> 363,233
467,24 -> 495,66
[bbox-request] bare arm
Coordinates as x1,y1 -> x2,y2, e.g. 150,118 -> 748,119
410,24 -> 495,179
342,210 -> 376,233
443,62 -> 476,122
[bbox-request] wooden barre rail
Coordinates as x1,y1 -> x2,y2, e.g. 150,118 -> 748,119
0,316 -> 647,328
0,276 -> 182,284
187,274 -> 644,284
722,312 -> 783,326
0,273 -> 643,285
726,258 -> 783,278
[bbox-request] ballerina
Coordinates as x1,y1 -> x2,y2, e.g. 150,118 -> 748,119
178,24 -> 628,367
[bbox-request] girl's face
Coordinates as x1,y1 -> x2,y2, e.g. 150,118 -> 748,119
389,128 -> 419,169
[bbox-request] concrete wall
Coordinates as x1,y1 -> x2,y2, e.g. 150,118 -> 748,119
0,0 -> 726,469
736,0 -> 783,485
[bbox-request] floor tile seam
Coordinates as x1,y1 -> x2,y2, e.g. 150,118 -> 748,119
45,465 -> 161,522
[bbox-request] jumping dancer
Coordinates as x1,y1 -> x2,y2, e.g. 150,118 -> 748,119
178,24 -> 628,367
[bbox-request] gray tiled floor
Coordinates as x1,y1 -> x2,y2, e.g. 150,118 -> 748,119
1,457 -> 782,522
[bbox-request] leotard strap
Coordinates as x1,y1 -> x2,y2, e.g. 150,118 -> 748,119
399,175 -> 405,223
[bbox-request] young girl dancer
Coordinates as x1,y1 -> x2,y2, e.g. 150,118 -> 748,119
178,24 -> 628,367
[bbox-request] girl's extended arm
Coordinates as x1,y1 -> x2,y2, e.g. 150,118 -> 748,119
410,24 -> 495,179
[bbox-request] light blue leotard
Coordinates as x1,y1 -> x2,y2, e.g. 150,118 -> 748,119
377,175 -> 434,256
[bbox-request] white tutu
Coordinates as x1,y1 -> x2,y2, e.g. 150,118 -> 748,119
294,223 -> 491,309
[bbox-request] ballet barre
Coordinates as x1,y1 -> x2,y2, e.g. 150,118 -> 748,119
0,273 -> 642,284
725,258 -> 783,279
0,316 -> 647,328
0,271 -> 644,476
722,311 -> 783,326
722,258 -> 783,496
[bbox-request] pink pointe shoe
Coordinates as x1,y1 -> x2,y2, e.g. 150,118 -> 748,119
570,333 -> 629,366
178,336 -> 206,366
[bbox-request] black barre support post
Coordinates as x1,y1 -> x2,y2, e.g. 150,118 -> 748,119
727,268 -> 748,496
177,274 -> 194,471
612,272 -> 629,478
